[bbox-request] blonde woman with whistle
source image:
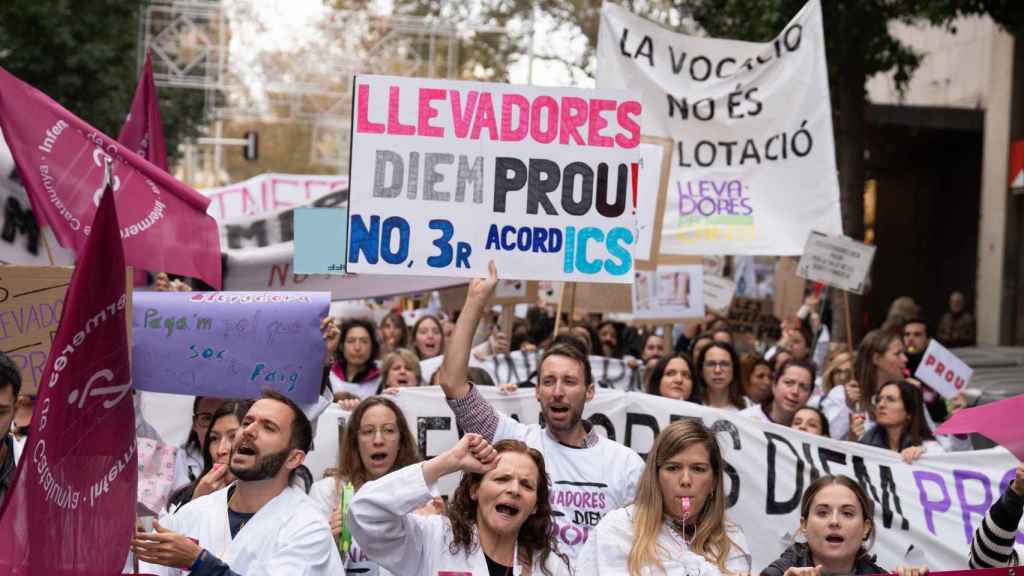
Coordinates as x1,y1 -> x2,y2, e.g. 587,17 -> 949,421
578,419 -> 750,575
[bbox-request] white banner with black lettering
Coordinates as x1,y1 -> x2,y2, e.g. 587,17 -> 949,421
382,386 -> 1021,572
597,0 -> 842,255
419,350 -> 645,391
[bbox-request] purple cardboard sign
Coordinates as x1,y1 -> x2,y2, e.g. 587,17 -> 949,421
132,291 -> 330,403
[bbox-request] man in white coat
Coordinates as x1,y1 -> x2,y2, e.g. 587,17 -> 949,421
132,389 -> 343,576
440,263 -> 645,558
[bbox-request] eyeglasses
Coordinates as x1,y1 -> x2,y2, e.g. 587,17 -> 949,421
705,361 -> 733,370
358,425 -> 399,439
193,412 -> 214,427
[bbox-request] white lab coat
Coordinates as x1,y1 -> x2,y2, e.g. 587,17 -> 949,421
140,483 -> 343,576
308,477 -> 394,576
576,505 -> 751,576
348,462 -> 574,576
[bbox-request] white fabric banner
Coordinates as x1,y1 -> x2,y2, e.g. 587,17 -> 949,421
200,172 -> 349,222
597,0 -> 842,255
368,386 -> 1023,572
418,350 -> 646,391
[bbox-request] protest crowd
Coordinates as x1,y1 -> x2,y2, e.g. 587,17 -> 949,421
0,0 -> 1022,575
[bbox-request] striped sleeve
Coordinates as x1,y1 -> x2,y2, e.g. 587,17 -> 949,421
969,485 -> 1023,568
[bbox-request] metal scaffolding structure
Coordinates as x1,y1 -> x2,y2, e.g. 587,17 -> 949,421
138,0 -> 510,178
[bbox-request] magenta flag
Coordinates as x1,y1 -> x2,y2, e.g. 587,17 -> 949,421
936,395 -> 1024,460
0,65 -> 222,288
117,53 -> 168,172
0,185 -> 137,575
117,52 -> 169,287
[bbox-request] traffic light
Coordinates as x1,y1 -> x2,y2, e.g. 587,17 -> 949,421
243,131 -> 259,161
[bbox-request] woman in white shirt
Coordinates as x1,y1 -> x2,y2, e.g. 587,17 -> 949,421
308,396 -> 422,574
579,419 -> 750,575
348,433 -> 574,576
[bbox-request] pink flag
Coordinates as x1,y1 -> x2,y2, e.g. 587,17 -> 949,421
117,52 -> 169,287
0,65 -> 222,288
936,395 -> 1024,460
0,184 -> 137,575
117,53 -> 168,172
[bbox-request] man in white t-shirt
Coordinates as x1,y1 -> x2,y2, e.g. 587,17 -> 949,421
438,263 -> 645,558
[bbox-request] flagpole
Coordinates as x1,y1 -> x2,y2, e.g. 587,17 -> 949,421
40,228 -> 56,266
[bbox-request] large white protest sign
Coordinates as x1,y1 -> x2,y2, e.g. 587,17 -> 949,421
347,75 -> 642,283
796,230 -> 876,294
597,0 -> 842,255
915,339 -> 974,398
383,386 -> 1022,571
632,264 -> 704,320
633,141 -> 667,265
200,172 -> 349,221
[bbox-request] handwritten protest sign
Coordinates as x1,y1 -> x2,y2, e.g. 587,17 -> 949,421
796,231 -> 876,294
597,0 -> 842,255
0,266 -> 72,394
728,297 -> 782,340
914,339 -> 973,399
131,291 -> 330,402
632,264 -> 704,321
702,274 -> 737,313
347,75 -> 642,283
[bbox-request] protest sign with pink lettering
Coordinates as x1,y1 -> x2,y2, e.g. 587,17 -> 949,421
131,291 -> 329,402
914,339 -> 973,398
347,75 -> 642,283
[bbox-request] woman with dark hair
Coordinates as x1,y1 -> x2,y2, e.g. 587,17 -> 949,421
330,318 -> 382,399
761,475 -> 927,576
378,311 -> 409,356
580,419 -> 749,575
348,433 -> 573,575
167,400 -> 251,514
645,352 -> 696,402
309,396 -> 422,573
857,380 -> 941,463
740,354 -> 774,405
639,332 -> 666,367
178,396 -> 225,486
412,314 -> 445,360
696,342 -> 747,411
792,407 -> 830,437
740,359 -> 815,426
820,329 -> 905,441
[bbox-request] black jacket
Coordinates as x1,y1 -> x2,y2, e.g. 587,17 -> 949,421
761,544 -> 887,576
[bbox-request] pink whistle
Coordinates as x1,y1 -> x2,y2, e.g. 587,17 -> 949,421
680,496 -> 692,518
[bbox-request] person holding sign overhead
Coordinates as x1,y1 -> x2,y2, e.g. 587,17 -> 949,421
577,419 -> 750,575
437,262 -> 644,558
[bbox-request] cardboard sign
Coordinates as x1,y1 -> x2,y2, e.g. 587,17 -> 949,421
346,75 -> 642,283
0,266 -> 73,394
131,291 -> 330,402
702,274 -> 737,313
493,280 -> 538,306
914,339 -> 973,399
597,0 -> 842,255
632,265 -> 704,321
293,207 -> 348,275
728,297 -> 782,340
773,256 -> 807,320
796,231 -> 876,294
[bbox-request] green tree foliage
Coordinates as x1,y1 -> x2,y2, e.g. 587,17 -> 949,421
0,0 -> 206,161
